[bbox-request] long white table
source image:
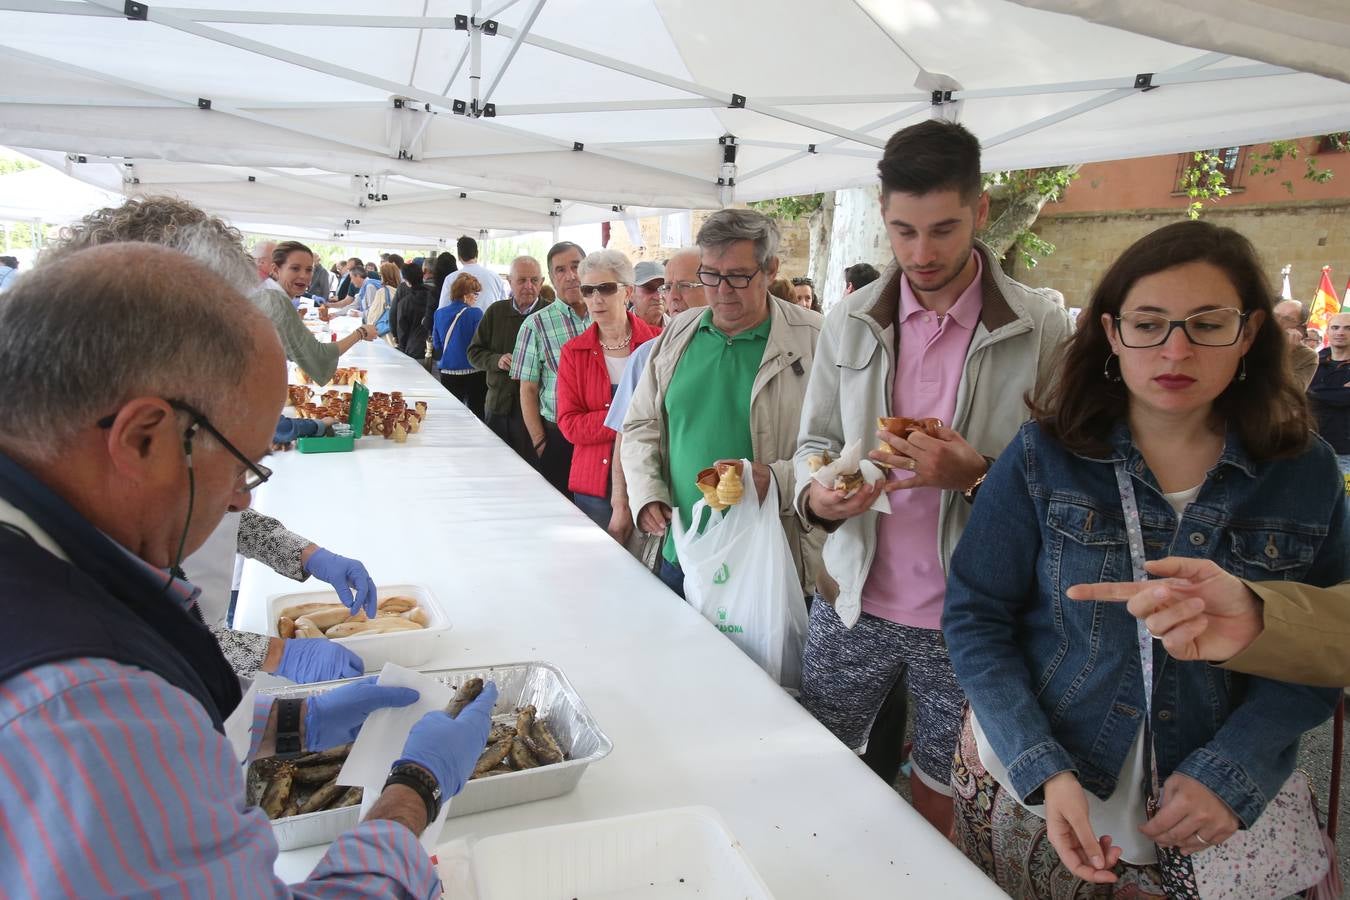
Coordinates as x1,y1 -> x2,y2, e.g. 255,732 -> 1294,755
235,337 -> 1005,898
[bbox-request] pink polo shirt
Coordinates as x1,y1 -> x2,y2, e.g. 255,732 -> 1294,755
860,252 -> 983,628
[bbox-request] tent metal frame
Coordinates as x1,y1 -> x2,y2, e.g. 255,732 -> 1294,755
0,0 -> 1322,239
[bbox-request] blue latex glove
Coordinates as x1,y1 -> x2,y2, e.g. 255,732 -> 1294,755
304,676 -> 419,751
396,682 -> 498,798
303,548 -> 378,618
275,638 -> 364,684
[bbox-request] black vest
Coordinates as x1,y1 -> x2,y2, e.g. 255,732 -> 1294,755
0,451 -> 241,731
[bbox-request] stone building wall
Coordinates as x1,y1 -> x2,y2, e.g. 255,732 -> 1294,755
1014,200 -> 1350,310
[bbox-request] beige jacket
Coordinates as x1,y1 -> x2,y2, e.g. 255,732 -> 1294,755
621,297 -> 825,592
793,242 -> 1073,627
1223,580 -> 1350,687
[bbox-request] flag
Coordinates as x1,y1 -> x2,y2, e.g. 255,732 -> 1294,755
1308,266 -> 1340,345
1281,264 -> 1293,301
1343,277 -> 1350,311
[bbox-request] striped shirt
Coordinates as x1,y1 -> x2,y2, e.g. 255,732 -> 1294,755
509,299 -> 589,422
0,510 -> 439,898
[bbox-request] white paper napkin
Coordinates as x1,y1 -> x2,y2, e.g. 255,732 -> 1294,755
337,662 -> 455,851
809,439 -> 891,514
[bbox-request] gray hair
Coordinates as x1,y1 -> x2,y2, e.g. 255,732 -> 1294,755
45,196 -> 258,296
578,249 -> 634,284
696,209 -> 780,270
509,255 -> 541,276
0,243 -> 264,462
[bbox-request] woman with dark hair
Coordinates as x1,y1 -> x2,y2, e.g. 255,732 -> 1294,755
431,251 -> 458,305
262,240 -> 375,385
396,262 -> 435,363
943,220 -> 1346,897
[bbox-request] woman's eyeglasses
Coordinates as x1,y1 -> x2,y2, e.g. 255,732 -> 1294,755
1113,308 -> 1249,348
579,281 -> 630,298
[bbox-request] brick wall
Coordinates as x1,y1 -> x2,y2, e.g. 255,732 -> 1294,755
1015,200 -> 1350,310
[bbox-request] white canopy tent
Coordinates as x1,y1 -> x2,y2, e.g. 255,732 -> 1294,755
3,0 -> 1349,243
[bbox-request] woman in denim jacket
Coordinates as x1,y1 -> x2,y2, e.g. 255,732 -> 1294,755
943,220 -> 1347,898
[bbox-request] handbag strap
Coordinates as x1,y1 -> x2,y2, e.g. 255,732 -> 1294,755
444,306 -> 468,346
1113,462 -> 1165,797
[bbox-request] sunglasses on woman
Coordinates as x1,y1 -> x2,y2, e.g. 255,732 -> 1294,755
579,281 -> 630,298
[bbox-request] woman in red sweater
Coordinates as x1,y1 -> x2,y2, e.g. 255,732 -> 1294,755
557,249 -> 660,532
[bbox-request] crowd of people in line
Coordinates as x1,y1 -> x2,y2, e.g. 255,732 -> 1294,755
0,118 -> 1348,898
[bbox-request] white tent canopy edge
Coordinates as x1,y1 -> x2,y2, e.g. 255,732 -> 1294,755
2,0 -> 1349,242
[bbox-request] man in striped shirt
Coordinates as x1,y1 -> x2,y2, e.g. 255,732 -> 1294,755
511,241 -> 590,495
0,245 -> 491,898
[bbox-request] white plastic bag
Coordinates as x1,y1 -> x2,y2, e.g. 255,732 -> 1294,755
671,460 -> 808,688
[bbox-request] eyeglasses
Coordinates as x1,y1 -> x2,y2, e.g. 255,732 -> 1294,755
658,281 -> 703,295
1113,308 -> 1250,349
579,281 -> 629,298
697,270 -> 759,289
97,399 -> 272,491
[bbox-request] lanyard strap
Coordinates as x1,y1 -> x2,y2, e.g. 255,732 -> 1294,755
1113,461 -> 1163,795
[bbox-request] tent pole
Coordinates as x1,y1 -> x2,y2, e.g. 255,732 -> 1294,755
406,40 -> 472,151
480,0 -> 547,106
495,98 -> 721,115
480,0 -> 521,19
551,199 -> 561,242
469,0 -> 482,113
78,0 -> 461,116
982,50 -> 1230,149
735,102 -> 930,186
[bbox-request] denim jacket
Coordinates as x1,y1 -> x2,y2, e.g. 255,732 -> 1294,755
943,420 -> 1347,826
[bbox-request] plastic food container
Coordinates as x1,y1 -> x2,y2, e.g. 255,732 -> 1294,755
254,661 -> 611,850
460,806 -> 774,899
265,583 -> 449,671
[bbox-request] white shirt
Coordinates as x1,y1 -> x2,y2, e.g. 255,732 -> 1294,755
437,262 -> 508,310
972,482 -> 1203,865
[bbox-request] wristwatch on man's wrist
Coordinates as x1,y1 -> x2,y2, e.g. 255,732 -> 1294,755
274,698 -> 304,757
385,760 -> 442,823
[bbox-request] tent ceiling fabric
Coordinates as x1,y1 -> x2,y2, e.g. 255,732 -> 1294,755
1007,0 -> 1350,86
3,0 -> 1349,242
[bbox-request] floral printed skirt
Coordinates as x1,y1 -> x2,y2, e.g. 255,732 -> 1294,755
952,709 -> 1168,900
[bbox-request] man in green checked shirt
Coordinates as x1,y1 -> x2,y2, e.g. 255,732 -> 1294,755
621,209 -> 825,602
510,241 -> 590,496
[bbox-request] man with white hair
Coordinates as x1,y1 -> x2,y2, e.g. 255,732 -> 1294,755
1310,311 -> 1350,475
0,244 -> 496,895
631,259 -> 667,329
1274,298 -> 1319,389
468,254 -> 548,460
41,197 -> 381,684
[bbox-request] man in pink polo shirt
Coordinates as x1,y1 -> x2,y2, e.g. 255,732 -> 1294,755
794,120 -> 1071,834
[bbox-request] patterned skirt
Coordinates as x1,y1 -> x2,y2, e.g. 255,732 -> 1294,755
952,710 -> 1168,900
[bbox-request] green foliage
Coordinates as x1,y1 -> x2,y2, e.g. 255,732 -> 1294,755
1015,231 -> 1057,270
0,222 -> 55,252
1179,150 -> 1233,219
481,235 -> 549,266
0,155 -> 39,177
748,193 -> 823,222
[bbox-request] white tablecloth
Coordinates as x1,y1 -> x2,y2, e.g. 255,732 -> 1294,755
234,338 -> 1004,898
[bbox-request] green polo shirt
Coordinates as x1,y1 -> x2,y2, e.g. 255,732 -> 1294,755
662,309 -> 772,564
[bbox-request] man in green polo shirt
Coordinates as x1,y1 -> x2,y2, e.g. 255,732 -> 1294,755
621,209 -> 824,600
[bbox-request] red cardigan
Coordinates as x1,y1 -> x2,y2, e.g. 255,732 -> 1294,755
556,312 -> 659,498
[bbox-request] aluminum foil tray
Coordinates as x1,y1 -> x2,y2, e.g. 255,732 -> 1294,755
253,661 -> 612,850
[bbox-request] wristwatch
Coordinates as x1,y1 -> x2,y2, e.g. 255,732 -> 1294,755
274,698 -> 304,757
385,761 -> 442,823
962,457 -> 996,504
